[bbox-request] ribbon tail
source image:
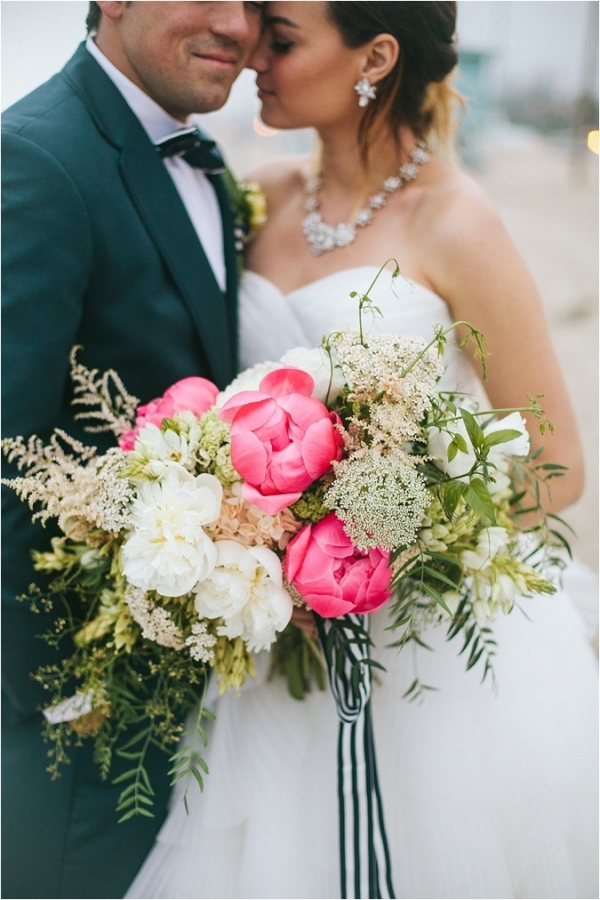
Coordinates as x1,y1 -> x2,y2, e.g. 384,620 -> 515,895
317,614 -> 395,899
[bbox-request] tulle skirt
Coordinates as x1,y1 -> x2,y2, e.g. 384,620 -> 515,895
126,565 -> 599,900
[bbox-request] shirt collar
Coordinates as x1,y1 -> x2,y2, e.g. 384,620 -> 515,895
85,35 -> 192,143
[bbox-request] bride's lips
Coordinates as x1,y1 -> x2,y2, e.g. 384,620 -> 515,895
256,83 -> 275,100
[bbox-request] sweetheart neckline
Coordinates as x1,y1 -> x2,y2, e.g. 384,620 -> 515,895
242,267 -> 448,309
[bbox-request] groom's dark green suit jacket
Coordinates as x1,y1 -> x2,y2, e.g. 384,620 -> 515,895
2,43 -> 239,899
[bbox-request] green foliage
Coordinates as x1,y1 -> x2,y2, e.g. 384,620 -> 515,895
26,557 -> 207,818
168,696 -> 215,814
268,622 -> 327,700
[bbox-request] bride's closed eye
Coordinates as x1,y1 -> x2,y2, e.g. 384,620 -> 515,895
270,39 -> 294,54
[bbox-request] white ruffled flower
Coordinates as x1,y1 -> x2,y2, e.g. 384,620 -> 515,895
121,468 -> 222,597
215,361 -> 279,408
216,347 -> 344,409
129,421 -> 200,479
280,346 -> 344,403
194,540 -> 293,652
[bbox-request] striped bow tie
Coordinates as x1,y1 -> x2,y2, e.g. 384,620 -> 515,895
155,127 -> 225,173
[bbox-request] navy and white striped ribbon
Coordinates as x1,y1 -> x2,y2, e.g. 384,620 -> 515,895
316,614 -> 395,899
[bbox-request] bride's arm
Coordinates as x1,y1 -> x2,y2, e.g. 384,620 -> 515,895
425,180 -> 584,516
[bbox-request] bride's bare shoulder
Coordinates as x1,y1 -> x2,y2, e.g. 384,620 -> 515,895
242,155 -> 312,212
419,160 -> 508,246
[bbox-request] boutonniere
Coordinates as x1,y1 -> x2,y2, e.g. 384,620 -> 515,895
223,171 -> 268,253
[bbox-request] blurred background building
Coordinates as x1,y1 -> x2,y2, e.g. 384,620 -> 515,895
2,2 -> 598,582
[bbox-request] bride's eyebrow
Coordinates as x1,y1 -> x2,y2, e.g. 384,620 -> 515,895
263,15 -> 301,28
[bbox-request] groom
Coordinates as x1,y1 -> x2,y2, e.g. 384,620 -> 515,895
1,2 -> 262,897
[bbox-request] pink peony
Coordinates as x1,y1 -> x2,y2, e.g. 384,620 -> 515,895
219,368 -> 344,515
119,377 -> 219,450
284,512 -> 392,618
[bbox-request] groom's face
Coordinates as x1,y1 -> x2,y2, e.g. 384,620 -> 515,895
96,2 -> 263,120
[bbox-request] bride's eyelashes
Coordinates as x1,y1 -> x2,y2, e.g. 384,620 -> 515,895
269,39 -> 294,54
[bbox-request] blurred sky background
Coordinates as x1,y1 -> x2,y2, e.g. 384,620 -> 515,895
1,2 -> 598,158
1,2 -> 598,582
1,2 -> 597,101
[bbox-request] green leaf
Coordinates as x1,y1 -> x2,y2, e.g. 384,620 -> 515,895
483,428 -> 523,449
192,754 -> 209,775
467,646 -> 485,670
464,477 -> 496,524
402,679 -> 420,699
420,582 -> 452,616
459,624 -> 476,656
118,807 -> 155,823
421,565 -> 460,590
459,408 -> 485,450
111,768 -> 139,785
451,432 -> 469,455
190,767 -> 205,792
116,728 -> 152,752
439,480 -> 466,518
113,782 -> 138,801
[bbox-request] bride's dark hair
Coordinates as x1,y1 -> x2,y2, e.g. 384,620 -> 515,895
327,1 -> 463,162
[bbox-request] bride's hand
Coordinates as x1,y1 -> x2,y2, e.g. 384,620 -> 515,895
291,606 -> 318,639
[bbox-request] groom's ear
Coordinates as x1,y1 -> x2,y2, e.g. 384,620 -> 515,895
360,34 -> 400,86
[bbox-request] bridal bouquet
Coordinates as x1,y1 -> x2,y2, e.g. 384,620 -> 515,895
2,267 -> 566,817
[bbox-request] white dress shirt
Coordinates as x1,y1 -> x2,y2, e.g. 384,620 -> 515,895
86,37 -> 226,291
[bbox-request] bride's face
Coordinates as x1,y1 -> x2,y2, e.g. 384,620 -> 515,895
248,1 -> 365,131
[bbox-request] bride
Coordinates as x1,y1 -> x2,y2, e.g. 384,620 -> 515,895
127,3 -> 598,898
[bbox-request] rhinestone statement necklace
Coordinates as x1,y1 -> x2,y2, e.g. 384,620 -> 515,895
302,141 -> 429,257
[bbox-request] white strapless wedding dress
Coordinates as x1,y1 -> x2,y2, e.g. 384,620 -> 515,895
127,268 -> 598,900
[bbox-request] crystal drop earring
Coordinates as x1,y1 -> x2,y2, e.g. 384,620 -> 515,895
354,76 -> 377,108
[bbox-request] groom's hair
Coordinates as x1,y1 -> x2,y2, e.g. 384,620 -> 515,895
86,1 -> 134,35
86,2 -> 100,34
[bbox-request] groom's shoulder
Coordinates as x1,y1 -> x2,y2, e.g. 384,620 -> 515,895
2,73 -> 94,163
2,45 -> 109,160
3,72 -> 75,130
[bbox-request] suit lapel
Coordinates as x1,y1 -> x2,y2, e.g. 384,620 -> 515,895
120,139 -> 235,387
62,44 -> 236,388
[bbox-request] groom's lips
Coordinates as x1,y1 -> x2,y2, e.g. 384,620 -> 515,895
192,53 -> 239,69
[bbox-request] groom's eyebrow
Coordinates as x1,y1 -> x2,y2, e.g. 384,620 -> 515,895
263,15 -> 301,28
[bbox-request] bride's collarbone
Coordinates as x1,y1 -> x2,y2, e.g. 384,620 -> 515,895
246,197 -> 436,295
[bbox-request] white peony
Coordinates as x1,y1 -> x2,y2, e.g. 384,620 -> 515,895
121,468 -> 222,597
194,540 -> 293,652
215,347 -> 344,409
214,361 -> 279,408
280,346 -> 344,403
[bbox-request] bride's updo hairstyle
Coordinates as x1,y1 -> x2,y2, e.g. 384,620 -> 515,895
327,1 -> 463,162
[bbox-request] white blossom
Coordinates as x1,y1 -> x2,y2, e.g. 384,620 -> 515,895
215,361 -> 280,407
279,346 -> 344,403
325,451 -> 430,551
121,468 -> 222,597
429,411 -> 530,481
128,421 -> 201,480
185,620 -> 217,663
194,540 -> 293,652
